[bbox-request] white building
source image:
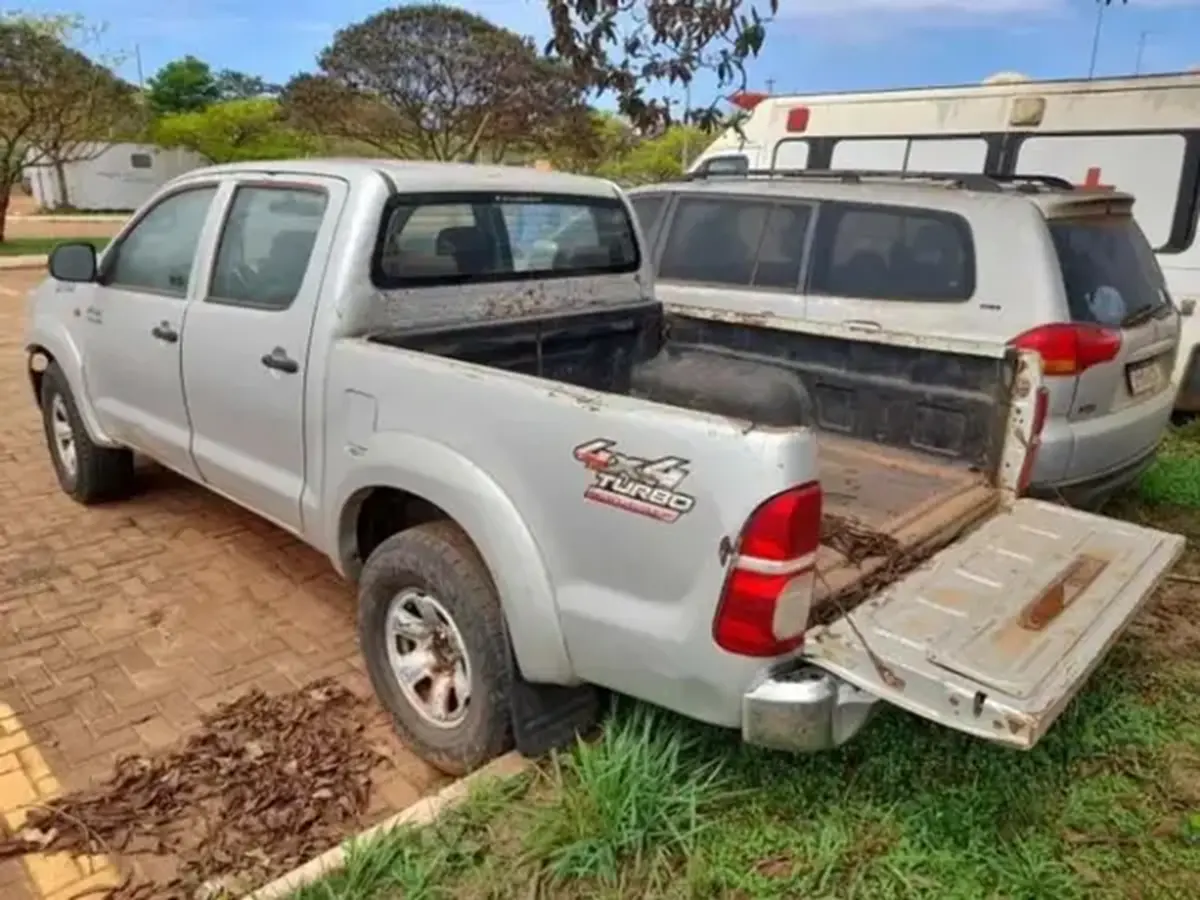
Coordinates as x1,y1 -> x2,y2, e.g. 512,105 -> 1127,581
25,142 -> 206,212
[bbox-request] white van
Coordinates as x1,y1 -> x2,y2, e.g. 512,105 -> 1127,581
693,71 -> 1200,413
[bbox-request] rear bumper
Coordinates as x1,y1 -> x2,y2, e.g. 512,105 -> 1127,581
1034,386 -> 1173,502
1029,443 -> 1158,509
742,665 -> 879,753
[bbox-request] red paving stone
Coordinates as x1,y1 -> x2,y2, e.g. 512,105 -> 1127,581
0,269 -> 447,895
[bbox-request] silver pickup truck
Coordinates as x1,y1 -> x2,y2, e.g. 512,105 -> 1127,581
24,160 -> 1184,775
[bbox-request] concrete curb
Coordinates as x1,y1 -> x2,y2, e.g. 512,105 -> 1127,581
0,256 -> 46,271
242,751 -> 531,900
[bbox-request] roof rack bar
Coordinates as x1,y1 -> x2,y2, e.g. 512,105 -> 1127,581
683,167 -> 1077,193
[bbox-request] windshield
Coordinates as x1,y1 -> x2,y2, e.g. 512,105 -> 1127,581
1049,217 -> 1169,328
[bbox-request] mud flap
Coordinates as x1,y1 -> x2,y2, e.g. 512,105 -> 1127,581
507,643 -> 601,758
803,499 -> 1185,749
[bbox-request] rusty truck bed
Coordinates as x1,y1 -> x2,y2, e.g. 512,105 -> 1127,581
814,434 -> 1000,610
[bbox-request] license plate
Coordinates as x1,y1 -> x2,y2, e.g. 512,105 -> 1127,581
1127,360 -> 1164,396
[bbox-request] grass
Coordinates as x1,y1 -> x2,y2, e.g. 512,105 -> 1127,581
0,236 -> 110,256
295,426 -> 1200,900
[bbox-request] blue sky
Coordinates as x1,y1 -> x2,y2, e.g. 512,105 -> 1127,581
15,0 -> 1200,102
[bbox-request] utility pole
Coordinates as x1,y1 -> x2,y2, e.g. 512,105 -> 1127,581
1134,30 -> 1150,75
766,77 -> 776,94
1086,1 -> 1105,79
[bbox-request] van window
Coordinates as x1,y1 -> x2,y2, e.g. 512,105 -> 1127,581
658,197 -> 810,289
698,155 -> 748,175
1050,217 -> 1169,327
809,202 -> 975,302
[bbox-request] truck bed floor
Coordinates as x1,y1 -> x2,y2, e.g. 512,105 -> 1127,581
814,434 -> 999,609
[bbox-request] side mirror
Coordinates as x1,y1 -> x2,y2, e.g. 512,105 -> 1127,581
48,242 -> 98,283
1179,297 -> 1196,318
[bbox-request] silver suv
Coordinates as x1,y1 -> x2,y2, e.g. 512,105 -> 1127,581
627,170 -> 1180,508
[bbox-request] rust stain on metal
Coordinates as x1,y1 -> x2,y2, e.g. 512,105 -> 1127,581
1018,554 -> 1109,632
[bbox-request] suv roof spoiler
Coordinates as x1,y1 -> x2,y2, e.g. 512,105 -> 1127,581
682,168 -> 1078,194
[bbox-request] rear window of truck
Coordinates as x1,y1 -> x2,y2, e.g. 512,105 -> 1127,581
1050,217 -> 1170,328
372,192 -> 640,287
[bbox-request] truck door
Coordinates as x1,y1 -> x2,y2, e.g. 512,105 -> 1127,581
179,175 -> 348,534
80,183 -> 221,478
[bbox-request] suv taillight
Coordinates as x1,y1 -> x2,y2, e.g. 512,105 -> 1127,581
1010,323 -> 1121,376
713,482 -> 822,657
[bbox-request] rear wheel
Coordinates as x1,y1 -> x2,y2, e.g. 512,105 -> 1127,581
39,363 -> 134,504
357,521 -> 513,775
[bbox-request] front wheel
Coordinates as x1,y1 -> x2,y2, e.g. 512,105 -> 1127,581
357,521 -> 514,775
39,362 -> 134,504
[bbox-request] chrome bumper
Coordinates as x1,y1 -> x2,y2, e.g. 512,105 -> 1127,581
742,665 -> 879,752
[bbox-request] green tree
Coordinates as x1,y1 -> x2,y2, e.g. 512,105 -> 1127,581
598,125 -> 707,184
146,55 -> 220,116
151,98 -> 318,163
282,5 -> 587,162
544,0 -> 777,131
215,69 -> 280,101
0,15 -> 135,231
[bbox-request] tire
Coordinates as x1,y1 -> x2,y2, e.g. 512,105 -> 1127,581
39,362 -> 135,504
357,521 -> 514,775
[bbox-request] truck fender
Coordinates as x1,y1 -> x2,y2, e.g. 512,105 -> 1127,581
26,323 -> 117,447
328,432 -> 575,685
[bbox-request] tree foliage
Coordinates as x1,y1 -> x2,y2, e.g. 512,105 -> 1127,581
281,4 -> 588,162
152,98 -> 318,163
544,0 -> 777,132
146,55 -> 220,116
215,69 -> 281,101
0,15 -> 136,227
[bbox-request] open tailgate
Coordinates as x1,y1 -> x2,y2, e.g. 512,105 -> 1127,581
804,499 -> 1184,749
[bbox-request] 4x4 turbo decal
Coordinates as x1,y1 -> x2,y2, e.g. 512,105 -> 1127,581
572,438 -> 696,522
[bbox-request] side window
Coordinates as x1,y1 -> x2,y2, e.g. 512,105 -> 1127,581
209,186 -> 328,311
698,154 -> 749,176
809,202 -> 975,302
753,204 -> 811,289
629,195 -> 665,245
657,197 -> 810,290
106,187 -> 217,296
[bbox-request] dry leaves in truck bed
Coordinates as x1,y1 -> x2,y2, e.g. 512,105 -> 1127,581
820,513 -> 901,566
0,678 -> 386,900
814,513 -> 933,625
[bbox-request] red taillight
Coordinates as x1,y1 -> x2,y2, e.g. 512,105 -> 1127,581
1017,386 -> 1049,495
713,482 -> 822,658
1010,323 -> 1121,376
785,106 -> 810,133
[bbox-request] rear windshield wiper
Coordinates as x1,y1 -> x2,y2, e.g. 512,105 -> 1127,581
1120,305 -> 1159,329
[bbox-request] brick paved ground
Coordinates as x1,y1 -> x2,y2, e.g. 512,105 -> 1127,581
0,270 -> 447,896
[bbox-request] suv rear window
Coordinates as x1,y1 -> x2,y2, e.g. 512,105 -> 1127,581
1049,217 -> 1169,328
372,192 -> 639,287
808,202 -> 975,302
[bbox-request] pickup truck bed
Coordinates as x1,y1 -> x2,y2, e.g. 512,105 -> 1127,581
370,300 -> 1004,617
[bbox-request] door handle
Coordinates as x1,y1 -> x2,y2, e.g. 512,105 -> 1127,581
150,321 -> 178,343
261,347 -> 299,374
